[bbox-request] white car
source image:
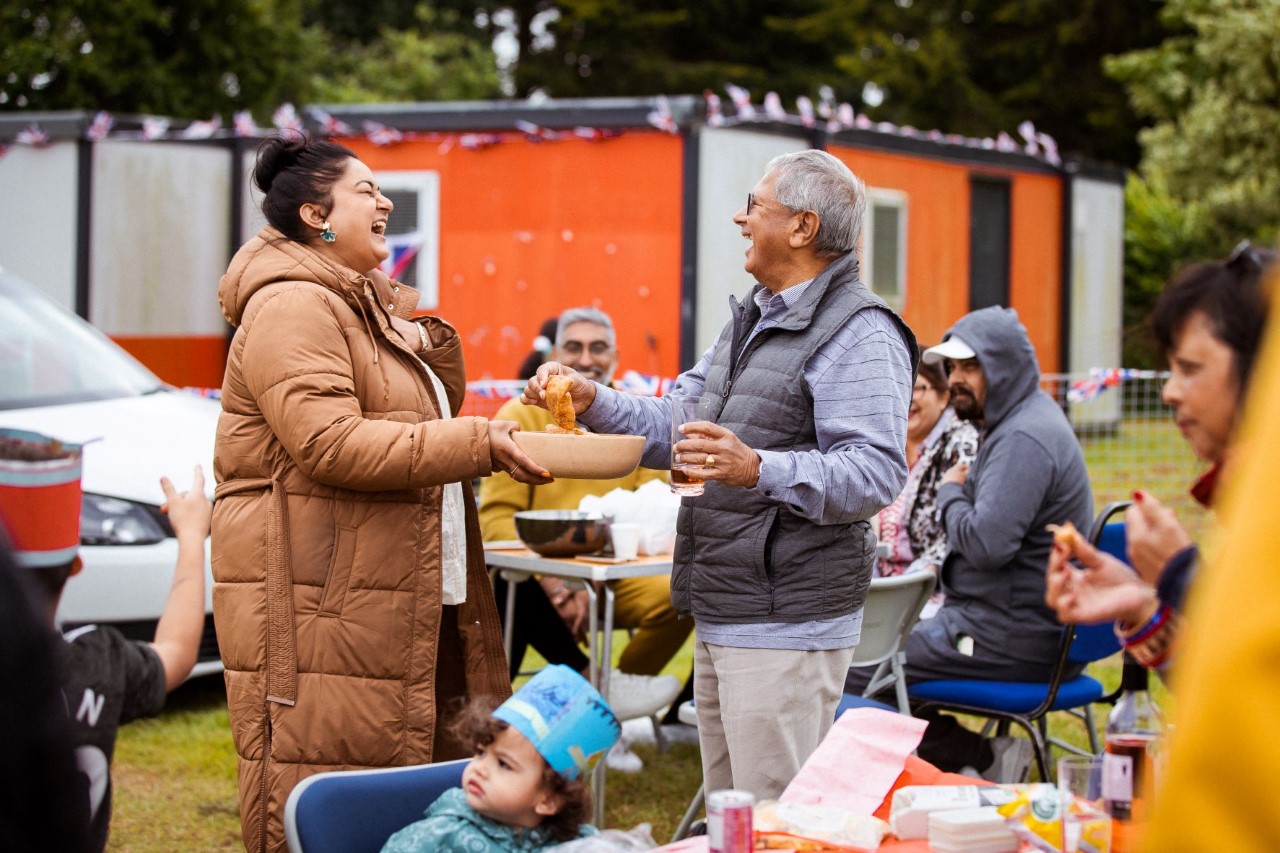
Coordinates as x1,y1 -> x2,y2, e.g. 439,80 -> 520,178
0,268 -> 224,677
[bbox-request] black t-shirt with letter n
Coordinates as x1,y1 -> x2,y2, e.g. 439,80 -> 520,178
60,625 -> 167,853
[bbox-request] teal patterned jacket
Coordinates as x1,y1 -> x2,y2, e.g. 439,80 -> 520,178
380,788 -> 594,853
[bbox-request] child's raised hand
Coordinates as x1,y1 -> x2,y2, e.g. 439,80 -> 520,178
160,465 -> 212,541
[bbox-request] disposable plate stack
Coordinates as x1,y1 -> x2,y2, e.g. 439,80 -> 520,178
927,806 -> 1019,853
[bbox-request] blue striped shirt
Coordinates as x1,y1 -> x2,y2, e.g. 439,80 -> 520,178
583,278 -> 912,649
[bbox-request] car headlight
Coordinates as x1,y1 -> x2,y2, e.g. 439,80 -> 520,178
80,493 -> 170,546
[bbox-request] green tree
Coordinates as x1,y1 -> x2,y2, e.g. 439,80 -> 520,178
494,0 -> 1164,165
0,1 -> 317,118
1107,0 -> 1280,247
0,1 -> 500,119
309,7 -> 501,104
1120,173 -> 1214,367
795,0 -> 1166,165
301,0 -> 424,45
508,0 -> 838,106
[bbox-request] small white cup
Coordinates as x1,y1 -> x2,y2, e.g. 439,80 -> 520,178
610,523 -> 642,561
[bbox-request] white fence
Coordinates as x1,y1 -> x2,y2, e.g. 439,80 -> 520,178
1042,371 -> 1210,536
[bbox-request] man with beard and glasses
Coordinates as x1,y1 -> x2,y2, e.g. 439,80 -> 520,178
479,307 -> 688,771
845,306 -> 1091,783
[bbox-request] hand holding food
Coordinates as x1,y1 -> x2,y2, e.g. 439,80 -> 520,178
1046,520 -> 1085,556
519,363 -> 598,413
1045,528 -> 1158,626
545,374 -> 584,434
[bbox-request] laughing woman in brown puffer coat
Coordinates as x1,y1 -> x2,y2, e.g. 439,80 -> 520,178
212,134 -> 552,853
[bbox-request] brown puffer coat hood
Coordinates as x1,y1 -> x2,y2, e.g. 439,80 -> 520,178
213,228 -> 510,853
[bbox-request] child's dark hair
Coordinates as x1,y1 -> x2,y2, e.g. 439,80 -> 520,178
253,134 -> 357,242
449,698 -> 590,843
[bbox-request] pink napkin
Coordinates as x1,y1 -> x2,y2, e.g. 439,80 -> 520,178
779,707 -> 928,814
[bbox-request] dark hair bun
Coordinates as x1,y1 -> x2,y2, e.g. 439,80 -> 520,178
252,134 -> 358,242
253,134 -> 308,196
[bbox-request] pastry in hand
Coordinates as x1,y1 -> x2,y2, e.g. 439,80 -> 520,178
545,375 -> 583,434
1046,521 -> 1084,554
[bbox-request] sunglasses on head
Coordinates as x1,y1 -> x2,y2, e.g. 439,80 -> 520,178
1227,239 -> 1263,270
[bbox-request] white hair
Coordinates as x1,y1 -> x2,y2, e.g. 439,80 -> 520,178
766,149 -> 867,259
555,306 -> 616,347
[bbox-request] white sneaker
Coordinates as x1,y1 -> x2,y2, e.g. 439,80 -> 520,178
605,671 -> 682,722
605,739 -> 644,773
620,716 -> 659,746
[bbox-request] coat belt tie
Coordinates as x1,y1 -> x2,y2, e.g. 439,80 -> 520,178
216,476 -> 298,706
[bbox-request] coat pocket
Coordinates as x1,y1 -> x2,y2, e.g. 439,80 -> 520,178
317,525 -> 357,616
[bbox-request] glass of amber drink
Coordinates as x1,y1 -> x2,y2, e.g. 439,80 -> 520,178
669,395 -> 705,497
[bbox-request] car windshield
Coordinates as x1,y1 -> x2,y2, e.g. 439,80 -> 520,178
0,269 -> 164,409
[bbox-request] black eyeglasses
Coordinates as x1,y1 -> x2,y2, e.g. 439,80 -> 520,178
559,341 -> 613,356
746,192 -> 803,216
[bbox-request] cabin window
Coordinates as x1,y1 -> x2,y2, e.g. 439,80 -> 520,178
376,171 -> 441,309
863,189 -> 907,312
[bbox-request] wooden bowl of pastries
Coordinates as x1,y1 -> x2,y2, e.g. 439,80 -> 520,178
511,430 -> 646,479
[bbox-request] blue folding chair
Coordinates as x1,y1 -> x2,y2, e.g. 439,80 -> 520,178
284,758 -> 469,853
905,502 -> 1130,780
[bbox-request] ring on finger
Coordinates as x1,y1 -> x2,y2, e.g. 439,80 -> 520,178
704,454 -> 716,468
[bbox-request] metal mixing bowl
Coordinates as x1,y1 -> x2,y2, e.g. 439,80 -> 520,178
513,510 -> 611,557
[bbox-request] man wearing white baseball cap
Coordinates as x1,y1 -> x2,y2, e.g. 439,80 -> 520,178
919,335 -> 977,363
846,306 -> 1092,782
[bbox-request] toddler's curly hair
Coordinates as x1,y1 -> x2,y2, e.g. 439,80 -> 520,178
449,698 -> 592,843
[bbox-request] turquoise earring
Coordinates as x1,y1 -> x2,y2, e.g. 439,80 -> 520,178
320,221 -> 337,243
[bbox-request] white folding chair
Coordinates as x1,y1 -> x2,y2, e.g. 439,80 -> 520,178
848,571 -> 937,714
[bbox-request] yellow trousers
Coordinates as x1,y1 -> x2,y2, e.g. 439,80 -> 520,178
611,575 -> 693,676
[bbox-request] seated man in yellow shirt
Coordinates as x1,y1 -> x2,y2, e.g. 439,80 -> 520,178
480,307 -> 691,768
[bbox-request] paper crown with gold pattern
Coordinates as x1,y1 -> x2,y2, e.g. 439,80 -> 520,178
493,664 -> 621,780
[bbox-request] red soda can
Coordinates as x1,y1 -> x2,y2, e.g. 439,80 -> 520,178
707,789 -> 754,853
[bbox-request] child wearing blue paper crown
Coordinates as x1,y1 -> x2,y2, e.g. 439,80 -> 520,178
381,665 -> 621,852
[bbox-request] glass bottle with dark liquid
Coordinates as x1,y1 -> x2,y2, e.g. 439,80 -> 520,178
1103,655 -> 1163,851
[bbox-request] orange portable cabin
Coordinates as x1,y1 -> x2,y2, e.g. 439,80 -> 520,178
0,98 -> 1123,417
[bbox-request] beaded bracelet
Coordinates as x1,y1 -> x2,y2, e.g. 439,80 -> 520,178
1116,602 -> 1179,671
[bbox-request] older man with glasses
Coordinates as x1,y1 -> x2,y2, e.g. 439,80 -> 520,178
522,150 -> 918,800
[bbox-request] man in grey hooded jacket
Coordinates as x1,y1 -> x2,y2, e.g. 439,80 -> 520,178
847,306 -> 1092,777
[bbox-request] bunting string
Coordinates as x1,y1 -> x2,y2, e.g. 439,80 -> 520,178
0,90 -> 1063,168
1066,368 -> 1164,404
